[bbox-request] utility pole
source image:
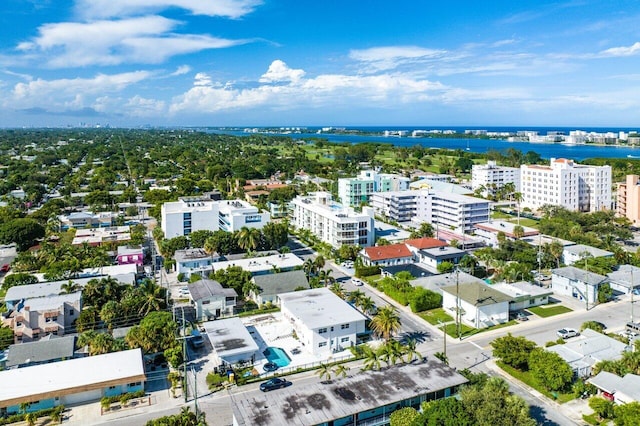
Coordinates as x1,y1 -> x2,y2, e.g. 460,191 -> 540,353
456,268 -> 461,341
182,307 -> 187,403
631,268 -> 635,323
438,319 -> 447,359
192,366 -> 198,418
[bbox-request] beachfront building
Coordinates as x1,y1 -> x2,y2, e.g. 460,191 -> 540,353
0,349 -> 145,414
471,161 -> 521,198
338,170 -> 410,207
520,158 -> 612,212
290,192 -> 375,248
617,175 -> 640,226
279,288 -> 367,356
161,197 -> 270,238
231,359 -> 468,426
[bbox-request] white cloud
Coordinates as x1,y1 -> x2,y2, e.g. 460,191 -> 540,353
75,0 -> 262,20
16,16 -> 249,67
349,46 -> 446,72
171,65 -> 191,76
600,42 -> 640,57
259,60 -> 305,83
5,71 -> 151,111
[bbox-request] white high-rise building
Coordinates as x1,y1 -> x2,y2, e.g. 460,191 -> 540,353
471,161 -> 521,198
520,158 -> 611,212
290,192 -> 375,248
338,170 -> 410,207
161,197 -> 270,238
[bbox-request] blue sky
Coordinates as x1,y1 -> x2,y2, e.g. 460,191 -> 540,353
2,0 -> 640,127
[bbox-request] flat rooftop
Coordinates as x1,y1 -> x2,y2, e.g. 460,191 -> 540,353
279,288 -> 367,329
492,282 -> 553,299
474,220 -> 539,237
231,358 -> 467,426
203,318 -> 258,360
212,253 -> 304,275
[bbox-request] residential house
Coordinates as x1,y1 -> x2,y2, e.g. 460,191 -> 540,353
588,372 -> 640,404
175,248 -> 221,278
359,244 -> 414,267
417,246 -> 467,272
551,266 -> 608,308
58,211 -> 119,230
203,318 -> 259,366
116,245 -> 144,266
210,253 -> 304,277
72,226 -> 131,246
0,348 -> 145,414
279,288 -> 367,356
441,281 -> 512,328
188,279 -> 237,321
607,264 -> 640,295
548,329 -> 629,377
4,335 -> 77,369
381,263 -> 433,279
231,359 -> 468,426
250,270 -> 309,306
2,292 -> 81,343
473,220 -> 540,247
491,282 -> 553,312
563,244 -> 614,266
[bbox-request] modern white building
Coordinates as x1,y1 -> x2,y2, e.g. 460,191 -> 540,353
203,318 -> 259,366
279,288 -> 367,355
520,158 -> 612,212
471,161 -> 521,198
473,220 -> 540,247
161,197 -> 270,238
188,279 -> 237,321
338,170 -> 410,206
174,248 -> 221,278
290,192 -> 375,248
371,190 -> 418,223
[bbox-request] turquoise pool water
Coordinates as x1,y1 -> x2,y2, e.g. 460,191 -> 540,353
263,347 -> 291,367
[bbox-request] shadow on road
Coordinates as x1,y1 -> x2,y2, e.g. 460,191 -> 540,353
529,405 -> 561,426
399,330 -> 431,344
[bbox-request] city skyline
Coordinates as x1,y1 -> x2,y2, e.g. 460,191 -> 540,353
2,1 -> 640,127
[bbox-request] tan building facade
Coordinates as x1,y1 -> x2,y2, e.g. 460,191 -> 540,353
617,175 -> 640,226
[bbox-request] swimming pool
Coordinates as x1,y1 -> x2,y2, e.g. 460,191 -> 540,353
263,347 -> 291,367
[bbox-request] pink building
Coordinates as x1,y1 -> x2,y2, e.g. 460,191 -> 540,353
116,245 -> 144,266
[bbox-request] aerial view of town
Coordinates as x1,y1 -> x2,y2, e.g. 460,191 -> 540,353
2,1 -> 640,426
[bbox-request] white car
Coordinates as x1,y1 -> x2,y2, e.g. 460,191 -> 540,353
557,328 -> 580,339
341,261 -> 355,268
351,278 -> 364,286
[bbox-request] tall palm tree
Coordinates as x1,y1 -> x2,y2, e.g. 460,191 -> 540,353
59,280 -> 81,295
302,258 -> 317,279
316,363 -> 333,382
370,306 -> 401,341
329,282 -> 345,298
314,255 -> 326,270
138,280 -> 166,315
318,269 -> 335,287
333,364 -> 350,379
402,338 -> 423,363
237,226 -> 261,252
379,340 -> 404,366
358,296 -> 376,315
347,290 -> 365,305
361,345 -> 382,371
549,241 -> 564,268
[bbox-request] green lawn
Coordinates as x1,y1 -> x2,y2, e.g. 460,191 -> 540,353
529,305 -> 573,318
497,361 -> 575,404
417,308 -> 453,326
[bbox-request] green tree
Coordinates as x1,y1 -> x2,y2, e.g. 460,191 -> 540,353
528,348 -> 573,391
598,283 -> 613,303
2,272 -> 38,290
261,222 -> 289,250
389,407 -> 419,426
460,377 -> 535,426
316,363 -> 333,382
236,226 -> 261,252
164,345 -> 184,369
126,311 -> 178,354
0,326 -> 14,350
416,397 -> 473,426
437,261 -> 455,274
614,401 -> 640,425
100,300 -> 121,332
370,306 -> 401,341
0,218 -> 45,251
491,334 -> 536,370
214,266 -> 252,296
188,230 -> 215,249
410,222 -> 435,239
75,306 -> 100,332
338,244 -> 361,261
589,396 -> 614,420
581,320 -> 606,333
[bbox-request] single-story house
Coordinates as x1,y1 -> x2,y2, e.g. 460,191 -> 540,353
521,234 -> 575,248
607,264 -> 640,295
441,281 -> 512,329
473,220 -> 540,247
250,270 -> 309,305
563,244 -> 614,266
547,329 -> 629,378
588,372 -> 640,404
491,281 -> 553,312
404,237 -> 448,253
4,335 -> 77,369
417,246 -> 467,272
116,245 -> 144,266
411,270 -> 484,294
188,279 -> 237,321
0,348 -> 145,414
551,266 -> 608,308
381,263 -> 433,279
203,318 -> 259,367
359,244 -> 414,267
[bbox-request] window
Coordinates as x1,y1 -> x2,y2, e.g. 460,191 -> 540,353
341,337 -> 349,342
16,321 -> 23,327
202,300 -> 210,305
129,382 -> 141,387
69,310 -> 74,316
108,386 -> 117,390
32,332 -> 39,339
46,316 -> 58,323
341,323 -> 350,329
318,328 -> 327,334
319,342 -> 327,347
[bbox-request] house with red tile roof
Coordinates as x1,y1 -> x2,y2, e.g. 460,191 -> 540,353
360,243 -> 414,267
404,237 -> 448,251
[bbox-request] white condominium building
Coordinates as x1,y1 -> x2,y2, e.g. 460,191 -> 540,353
290,192 -> 375,248
338,170 -> 410,206
520,158 -> 611,212
372,190 -> 490,234
161,197 -> 270,238
471,161 -> 521,198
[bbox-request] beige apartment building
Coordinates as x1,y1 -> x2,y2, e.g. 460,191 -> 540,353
617,175 -> 640,226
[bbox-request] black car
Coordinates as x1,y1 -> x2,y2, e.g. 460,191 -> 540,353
263,362 -> 279,372
259,378 -> 292,392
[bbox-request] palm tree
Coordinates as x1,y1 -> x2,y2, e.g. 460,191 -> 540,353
361,345 -> 382,371
316,363 -> 333,382
379,340 -> 404,366
138,280 -> 166,315
333,364 -> 350,379
402,338 -> 423,363
318,269 -> 335,286
314,255 -> 326,270
302,258 -> 317,279
59,280 -> 81,295
329,282 -> 345,298
513,191 -> 523,225
237,226 -> 261,252
347,290 -> 365,305
549,240 -> 564,268
358,296 -> 376,315
370,306 -> 401,341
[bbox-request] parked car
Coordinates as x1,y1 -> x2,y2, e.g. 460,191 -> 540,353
351,278 -> 364,286
0,264 -> 10,273
557,328 -> 580,339
263,362 -> 279,372
515,311 -> 528,321
260,377 -> 292,392
341,261 -> 354,268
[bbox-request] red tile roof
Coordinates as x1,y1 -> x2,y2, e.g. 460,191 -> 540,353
363,244 -> 413,261
404,237 -> 448,250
